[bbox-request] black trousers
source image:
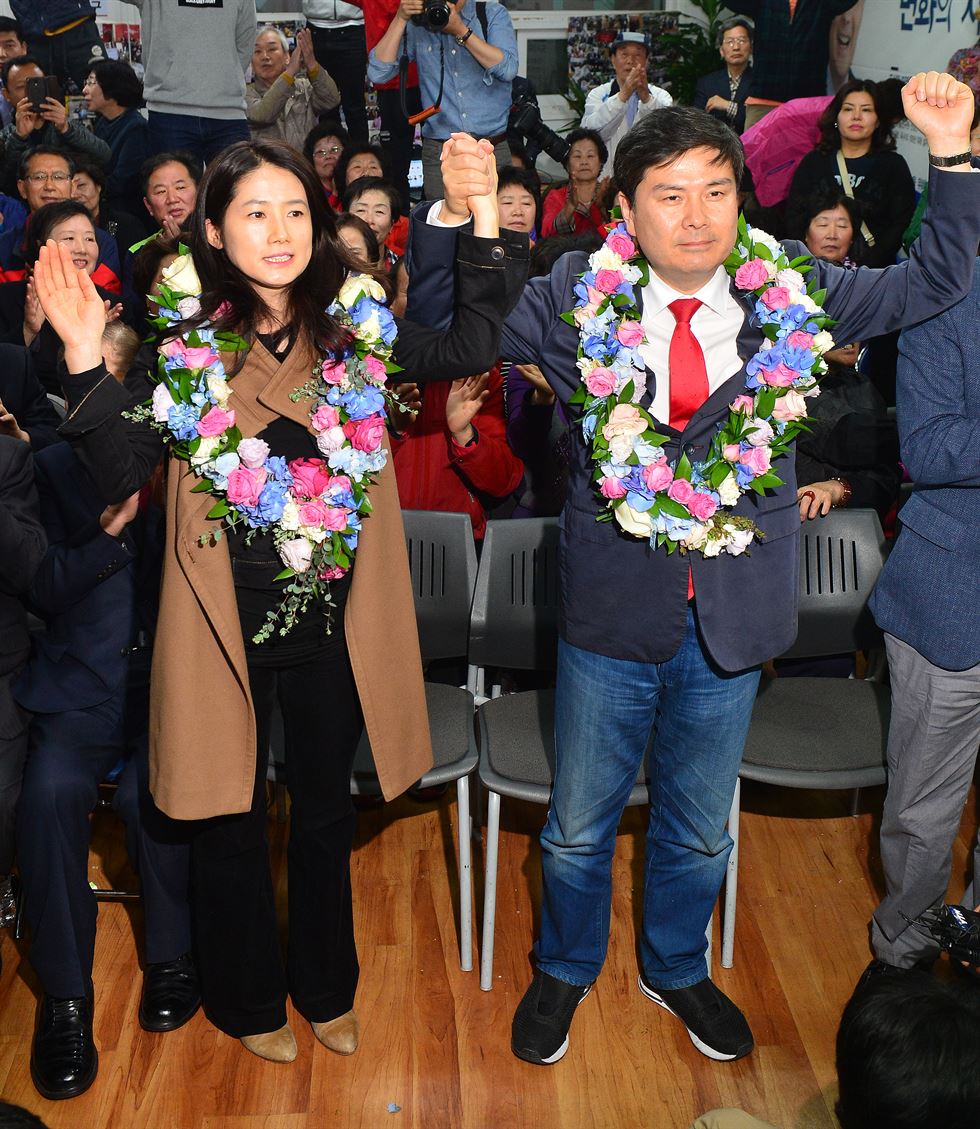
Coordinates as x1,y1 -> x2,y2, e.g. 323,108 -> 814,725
191,646 -> 363,1037
308,24 -> 369,143
0,666 -> 29,875
377,85 -> 422,212
17,678 -> 193,999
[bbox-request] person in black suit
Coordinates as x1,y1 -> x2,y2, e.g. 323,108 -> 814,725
0,341 -> 61,449
14,440 -> 199,1101
693,17 -> 754,135
0,433 -> 45,936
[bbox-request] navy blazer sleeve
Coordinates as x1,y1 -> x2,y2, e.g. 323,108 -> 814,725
895,261 -> 980,487
0,344 -> 62,451
0,435 -> 45,597
808,162 -> 980,344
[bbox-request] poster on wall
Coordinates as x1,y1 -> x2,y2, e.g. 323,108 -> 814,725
843,0 -> 980,185
567,12 -> 678,96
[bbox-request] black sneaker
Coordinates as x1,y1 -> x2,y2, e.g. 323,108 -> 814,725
638,974 -> 753,1061
512,970 -> 594,1065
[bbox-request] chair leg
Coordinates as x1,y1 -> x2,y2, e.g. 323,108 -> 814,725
722,777 -> 741,969
480,790 -> 501,992
457,776 -> 473,972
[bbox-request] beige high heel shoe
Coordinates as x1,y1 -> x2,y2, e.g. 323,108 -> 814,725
240,1022 -> 297,1062
311,1009 -> 359,1055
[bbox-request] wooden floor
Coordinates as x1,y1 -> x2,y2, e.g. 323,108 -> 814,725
0,778 -> 976,1129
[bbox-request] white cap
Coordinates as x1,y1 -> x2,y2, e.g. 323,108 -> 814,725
611,32 -> 649,52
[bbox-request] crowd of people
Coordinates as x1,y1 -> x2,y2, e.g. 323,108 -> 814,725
0,3 -> 979,1127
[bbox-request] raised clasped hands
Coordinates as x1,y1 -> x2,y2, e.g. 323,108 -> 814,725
902,72 -> 975,158
33,240 -> 107,374
440,132 -> 499,237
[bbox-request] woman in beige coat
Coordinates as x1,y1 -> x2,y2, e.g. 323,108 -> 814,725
36,137 -> 524,1063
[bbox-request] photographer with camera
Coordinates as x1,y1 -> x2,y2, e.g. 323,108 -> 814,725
581,31 -> 671,178
368,0 -> 517,199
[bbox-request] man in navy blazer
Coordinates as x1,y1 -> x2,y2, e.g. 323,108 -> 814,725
693,16 -> 753,135
439,75 -> 980,1067
14,441 -> 198,1100
866,257 -> 980,972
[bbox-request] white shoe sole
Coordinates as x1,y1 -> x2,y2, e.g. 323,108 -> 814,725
637,975 -> 740,1061
516,982 -> 593,1065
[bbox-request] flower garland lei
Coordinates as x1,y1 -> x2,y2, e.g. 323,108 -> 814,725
563,217 -> 836,557
130,252 -> 402,641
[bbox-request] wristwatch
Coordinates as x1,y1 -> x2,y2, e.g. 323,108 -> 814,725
455,28 -> 473,46
928,150 -> 973,167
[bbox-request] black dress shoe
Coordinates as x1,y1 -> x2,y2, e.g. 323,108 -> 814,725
139,952 -> 201,1032
31,994 -> 98,1101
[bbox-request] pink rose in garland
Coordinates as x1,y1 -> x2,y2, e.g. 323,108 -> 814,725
599,475 -> 627,499
321,359 -> 347,385
343,413 -> 386,452
786,330 -> 814,349
761,286 -> 791,311
196,405 -> 235,437
606,231 -> 635,259
642,459 -> 673,492
311,404 -> 340,432
688,493 -> 718,521
184,345 -> 220,368
733,259 -> 770,291
594,268 -> 623,295
738,446 -> 772,476
772,389 -> 808,422
667,478 -> 695,505
226,466 -> 267,507
237,437 -> 270,469
584,367 -> 617,396
289,457 -> 331,500
320,507 -> 350,532
363,355 -> 387,383
763,362 -> 799,388
616,321 -> 645,348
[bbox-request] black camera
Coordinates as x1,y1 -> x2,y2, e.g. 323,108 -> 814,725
509,93 -> 570,166
411,0 -> 452,31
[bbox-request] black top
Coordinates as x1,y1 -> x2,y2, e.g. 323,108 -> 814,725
786,148 -> 917,268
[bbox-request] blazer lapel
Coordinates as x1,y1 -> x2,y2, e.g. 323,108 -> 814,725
684,286 -> 763,433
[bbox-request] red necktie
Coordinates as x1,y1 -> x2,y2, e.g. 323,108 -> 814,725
667,298 -> 708,432
667,298 -> 706,601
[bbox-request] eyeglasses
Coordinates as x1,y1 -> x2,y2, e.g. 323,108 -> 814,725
314,146 -> 342,158
26,171 -> 71,183
722,36 -> 750,46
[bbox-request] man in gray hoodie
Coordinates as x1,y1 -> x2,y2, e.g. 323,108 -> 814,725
123,0 -> 256,164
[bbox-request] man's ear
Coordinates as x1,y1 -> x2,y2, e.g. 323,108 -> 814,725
618,191 -> 636,238
205,218 -> 223,249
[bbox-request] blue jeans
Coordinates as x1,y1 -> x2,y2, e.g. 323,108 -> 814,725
147,112 -> 250,166
536,611 -> 760,990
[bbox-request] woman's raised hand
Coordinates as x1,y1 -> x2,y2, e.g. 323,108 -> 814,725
33,240 -> 107,374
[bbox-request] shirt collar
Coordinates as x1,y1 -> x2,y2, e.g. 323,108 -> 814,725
642,263 -> 735,319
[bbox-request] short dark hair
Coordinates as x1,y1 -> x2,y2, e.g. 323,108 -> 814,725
19,146 -> 73,183
791,186 -> 861,245
342,175 -> 401,221
613,105 -> 744,204
334,142 -> 388,195
303,119 -> 350,166
530,230 -> 603,279
89,59 -> 143,109
334,212 -> 381,266
563,127 -> 609,172
140,151 -> 202,197
0,18 -> 26,45
27,200 -> 95,264
817,79 -> 895,154
1,54 -> 41,89
717,17 -> 753,47
71,153 -> 108,192
836,973 -> 980,1129
497,163 -> 542,229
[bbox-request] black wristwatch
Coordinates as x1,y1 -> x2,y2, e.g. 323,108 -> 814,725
928,150 -> 973,167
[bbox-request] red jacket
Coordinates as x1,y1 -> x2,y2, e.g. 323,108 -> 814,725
390,364 -> 523,539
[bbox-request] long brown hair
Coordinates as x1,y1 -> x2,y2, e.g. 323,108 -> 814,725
169,139 -> 382,361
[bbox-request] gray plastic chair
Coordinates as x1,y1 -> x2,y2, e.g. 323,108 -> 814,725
269,510 -> 480,970
472,518 -> 650,991
721,508 -> 890,968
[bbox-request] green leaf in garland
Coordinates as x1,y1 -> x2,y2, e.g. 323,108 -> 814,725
810,287 -> 827,307
274,568 -> 295,581
709,461 -> 733,488
191,479 -> 212,493
754,242 -> 773,262
762,323 -> 779,342
660,497 -> 692,519
756,388 -> 776,418
675,451 -> 693,481
560,311 -> 578,327
568,384 -> 587,406
206,500 -> 229,520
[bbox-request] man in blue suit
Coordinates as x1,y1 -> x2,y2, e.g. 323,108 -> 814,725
470,72 -> 980,1066
867,257 -> 980,972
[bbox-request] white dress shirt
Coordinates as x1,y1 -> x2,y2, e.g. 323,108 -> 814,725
637,264 -> 746,427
